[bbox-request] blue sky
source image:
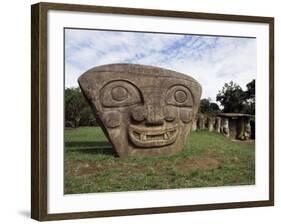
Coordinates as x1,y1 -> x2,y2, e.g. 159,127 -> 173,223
65,29 -> 256,101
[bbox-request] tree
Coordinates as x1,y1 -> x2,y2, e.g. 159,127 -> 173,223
244,79 -> 255,114
80,107 -> 96,126
245,79 -> 255,99
199,98 -> 220,114
210,102 -> 220,112
216,80 -> 255,114
216,81 -> 246,113
65,87 -> 89,128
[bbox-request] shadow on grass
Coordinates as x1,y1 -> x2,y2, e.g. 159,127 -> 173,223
65,141 -> 115,155
65,141 -> 111,148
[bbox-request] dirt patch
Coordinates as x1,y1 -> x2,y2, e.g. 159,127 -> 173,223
176,154 -> 220,174
65,152 -> 221,177
65,160 -> 147,176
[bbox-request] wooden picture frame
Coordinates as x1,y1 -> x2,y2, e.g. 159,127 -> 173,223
31,2 -> 274,221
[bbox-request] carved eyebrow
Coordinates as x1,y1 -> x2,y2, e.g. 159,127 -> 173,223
100,80 -> 142,107
165,84 -> 194,107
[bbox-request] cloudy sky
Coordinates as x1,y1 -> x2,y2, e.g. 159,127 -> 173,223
65,28 -> 256,101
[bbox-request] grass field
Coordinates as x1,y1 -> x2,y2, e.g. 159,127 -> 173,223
64,127 -> 255,194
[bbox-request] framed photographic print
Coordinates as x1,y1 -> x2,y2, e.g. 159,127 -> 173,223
31,2 -> 274,221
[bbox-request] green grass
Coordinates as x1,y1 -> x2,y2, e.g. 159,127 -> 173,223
64,127 -> 255,194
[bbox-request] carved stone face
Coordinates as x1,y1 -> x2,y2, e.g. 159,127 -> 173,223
78,64 -> 202,157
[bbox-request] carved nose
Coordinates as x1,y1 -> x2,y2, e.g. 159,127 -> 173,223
146,104 -> 164,125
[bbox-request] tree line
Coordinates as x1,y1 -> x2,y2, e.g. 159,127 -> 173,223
65,79 -> 255,128
65,88 -> 96,128
200,79 -> 255,115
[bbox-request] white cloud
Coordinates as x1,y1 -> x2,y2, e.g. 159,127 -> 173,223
65,62 -> 84,87
65,29 -> 256,102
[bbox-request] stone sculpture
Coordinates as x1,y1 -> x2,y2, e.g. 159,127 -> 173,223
218,113 -> 254,140
198,114 -> 205,130
192,117 -> 198,131
215,117 -> 221,133
78,64 -> 202,157
221,118 -> 230,137
207,116 -> 215,132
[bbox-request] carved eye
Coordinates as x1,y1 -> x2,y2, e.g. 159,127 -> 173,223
111,86 -> 128,101
100,80 -> 141,107
166,85 -> 193,107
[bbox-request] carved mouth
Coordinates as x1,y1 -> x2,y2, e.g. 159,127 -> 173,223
128,124 -> 178,147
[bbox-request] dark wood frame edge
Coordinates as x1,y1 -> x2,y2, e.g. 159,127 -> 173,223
269,17 -> 274,204
31,2 -> 274,221
31,3 -> 48,221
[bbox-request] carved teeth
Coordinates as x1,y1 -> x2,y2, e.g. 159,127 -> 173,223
129,124 -> 178,147
132,129 -> 176,141
167,131 -> 171,139
141,133 -> 146,141
133,131 -> 140,139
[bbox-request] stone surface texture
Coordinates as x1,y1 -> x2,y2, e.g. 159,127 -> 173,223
78,64 -> 202,157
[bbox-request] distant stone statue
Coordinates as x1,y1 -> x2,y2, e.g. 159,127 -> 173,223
207,116 -> 215,132
192,117 -> 198,131
78,64 -> 202,157
244,119 -> 251,140
215,117 -> 221,133
198,114 -> 205,130
221,118 -> 230,137
218,113 -> 254,140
